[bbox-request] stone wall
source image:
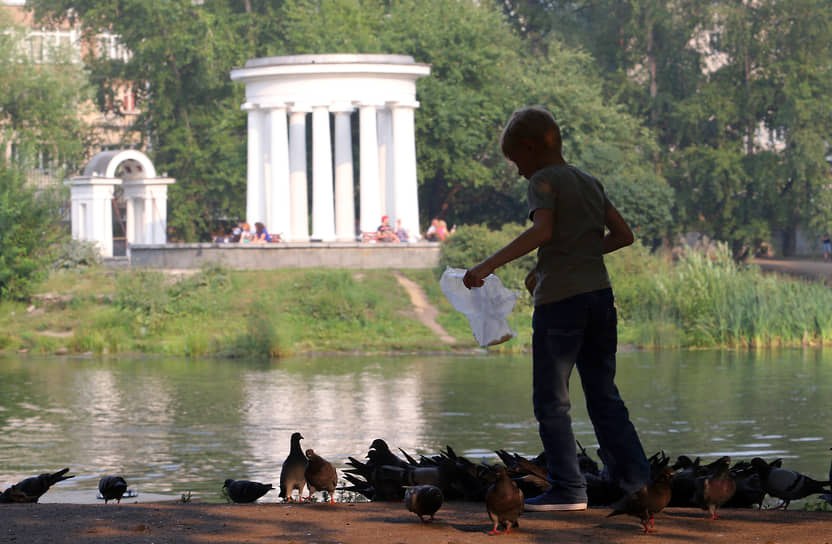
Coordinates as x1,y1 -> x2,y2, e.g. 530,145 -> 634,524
129,242 -> 441,270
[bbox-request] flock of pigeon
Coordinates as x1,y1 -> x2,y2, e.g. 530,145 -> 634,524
2,434 -> 831,535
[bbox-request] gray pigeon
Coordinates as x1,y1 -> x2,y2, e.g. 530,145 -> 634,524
304,449 -> 338,503
223,479 -> 274,503
404,485 -> 444,522
751,457 -> 831,509
0,468 -> 74,503
98,475 -> 128,504
280,432 -> 307,503
485,466 -> 523,535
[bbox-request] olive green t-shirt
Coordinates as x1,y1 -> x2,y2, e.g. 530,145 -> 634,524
527,164 -> 611,307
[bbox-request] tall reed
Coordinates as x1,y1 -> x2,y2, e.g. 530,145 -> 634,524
609,243 -> 832,348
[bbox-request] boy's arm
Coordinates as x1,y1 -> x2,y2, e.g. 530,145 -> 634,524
463,208 -> 553,289
603,204 -> 634,254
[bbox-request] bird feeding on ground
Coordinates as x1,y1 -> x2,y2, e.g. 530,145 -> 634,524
98,475 -> 128,504
404,485 -> 444,523
305,449 -> 338,503
223,479 -> 274,503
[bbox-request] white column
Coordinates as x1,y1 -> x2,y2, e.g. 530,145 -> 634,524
268,105 -> 291,240
150,186 -> 169,243
288,109 -> 309,241
97,185 -> 115,257
141,190 -> 153,245
359,104 -> 381,234
333,108 -> 356,241
125,197 -> 135,245
311,106 -> 336,241
244,104 -> 267,224
392,103 -> 421,241
377,107 -> 395,223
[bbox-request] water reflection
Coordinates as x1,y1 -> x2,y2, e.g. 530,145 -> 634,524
0,350 -> 830,503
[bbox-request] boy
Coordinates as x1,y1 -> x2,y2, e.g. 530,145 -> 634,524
463,106 -> 649,511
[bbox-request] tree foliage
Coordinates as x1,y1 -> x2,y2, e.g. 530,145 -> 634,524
520,0 -> 832,256
0,12 -> 90,173
25,0 -> 672,242
26,1 -> 831,255
0,169 -> 68,300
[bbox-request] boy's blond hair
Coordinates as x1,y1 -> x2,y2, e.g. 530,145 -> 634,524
500,106 -> 562,156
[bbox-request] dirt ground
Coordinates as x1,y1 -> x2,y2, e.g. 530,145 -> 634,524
2,500 -> 831,544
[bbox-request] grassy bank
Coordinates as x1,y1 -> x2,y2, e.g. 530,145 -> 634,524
2,241 -> 832,358
0,265 -> 500,358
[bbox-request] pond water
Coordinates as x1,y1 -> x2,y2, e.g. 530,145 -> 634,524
1,350 -> 830,503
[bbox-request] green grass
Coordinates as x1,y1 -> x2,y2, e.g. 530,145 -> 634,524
4,243 -> 832,358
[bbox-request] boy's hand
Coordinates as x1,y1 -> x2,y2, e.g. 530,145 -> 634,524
463,262 -> 492,289
524,269 -> 537,296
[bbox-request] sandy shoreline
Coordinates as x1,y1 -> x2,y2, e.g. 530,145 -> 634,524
2,500 -> 831,544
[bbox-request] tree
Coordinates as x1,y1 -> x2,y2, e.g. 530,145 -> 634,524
28,0 -> 673,240
0,169 -> 68,300
0,12 -> 88,299
28,0 -> 267,241
0,12 -> 91,175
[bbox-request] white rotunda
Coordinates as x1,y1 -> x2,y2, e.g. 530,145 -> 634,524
230,54 -> 431,242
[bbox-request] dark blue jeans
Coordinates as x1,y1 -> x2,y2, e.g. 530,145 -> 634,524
532,288 -> 649,499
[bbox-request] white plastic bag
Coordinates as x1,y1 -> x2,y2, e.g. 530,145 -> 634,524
439,267 -> 519,347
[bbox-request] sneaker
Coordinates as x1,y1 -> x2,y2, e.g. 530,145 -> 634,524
524,489 -> 587,512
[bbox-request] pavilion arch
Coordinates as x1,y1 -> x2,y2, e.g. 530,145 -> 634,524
67,150 -> 174,257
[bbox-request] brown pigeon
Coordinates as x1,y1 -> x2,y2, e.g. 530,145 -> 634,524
695,457 -> 736,519
608,467 -> 674,532
305,448 -> 338,503
404,485 -> 444,522
98,475 -> 128,504
280,432 -> 307,502
485,466 -> 524,535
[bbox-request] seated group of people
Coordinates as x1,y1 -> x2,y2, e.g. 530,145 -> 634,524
374,215 -> 409,243
367,215 -> 455,243
424,217 -> 454,242
214,221 -> 278,243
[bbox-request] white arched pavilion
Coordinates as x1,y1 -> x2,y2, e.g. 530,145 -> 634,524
230,54 -> 430,242
66,150 -> 174,257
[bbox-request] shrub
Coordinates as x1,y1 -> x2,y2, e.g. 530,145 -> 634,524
439,223 -> 536,293
53,239 -> 101,269
0,168 -> 68,300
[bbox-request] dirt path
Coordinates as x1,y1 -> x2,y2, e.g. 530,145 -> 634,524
392,270 -> 456,344
2,501 -> 831,544
754,257 -> 832,283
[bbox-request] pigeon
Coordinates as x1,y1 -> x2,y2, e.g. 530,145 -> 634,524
223,479 -> 274,503
724,460 -> 765,508
305,449 -> 338,503
750,457 -> 831,509
694,456 -> 736,519
485,466 -> 523,535
98,475 -> 128,504
0,484 -> 30,504
0,468 -> 74,503
367,439 -> 410,468
608,467 -> 674,532
280,432 -> 307,502
669,456 -> 701,507
576,441 -> 601,476
404,485 -> 444,522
